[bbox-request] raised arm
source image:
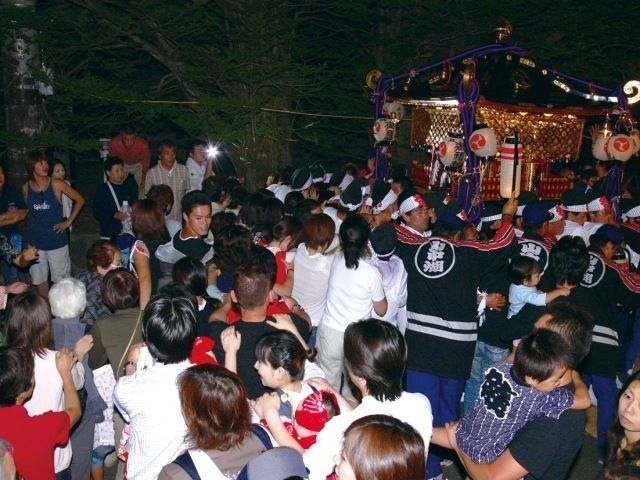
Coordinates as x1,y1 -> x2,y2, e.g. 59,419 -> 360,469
55,349 -> 82,428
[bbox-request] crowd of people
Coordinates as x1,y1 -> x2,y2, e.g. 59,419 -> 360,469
3,127 -> 640,480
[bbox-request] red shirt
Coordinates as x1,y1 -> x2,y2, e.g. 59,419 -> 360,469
108,134 -> 151,173
0,405 -> 70,480
227,299 -> 292,324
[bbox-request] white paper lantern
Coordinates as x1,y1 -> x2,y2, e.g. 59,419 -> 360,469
607,134 -> 634,162
372,118 -> 396,142
499,137 -> 524,198
592,132 -> 610,161
468,127 -> 498,157
437,137 -> 464,167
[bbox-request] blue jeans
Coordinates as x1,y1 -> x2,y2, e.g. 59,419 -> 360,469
406,369 -> 465,478
581,373 -> 617,461
463,341 -> 509,414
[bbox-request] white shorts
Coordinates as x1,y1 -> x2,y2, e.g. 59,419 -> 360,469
29,245 -> 70,285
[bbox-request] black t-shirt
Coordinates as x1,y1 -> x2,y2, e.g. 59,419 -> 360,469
173,231 -> 212,261
508,398 -> 586,479
208,315 -> 310,399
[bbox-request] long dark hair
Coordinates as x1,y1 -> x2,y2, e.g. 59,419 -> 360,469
603,371 -> 640,477
339,215 -> 370,269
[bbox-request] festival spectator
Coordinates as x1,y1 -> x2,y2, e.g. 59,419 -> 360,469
304,319 -> 432,480
107,126 -> 151,190
442,301 -> 594,480
50,278 -> 104,480
208,264 -> 310,399
130,199 -> 170,309
0,162 -> 28,284
210,224 -> 252,299
369,223 -> 408,331
88,268 -> 142,375
4,291 -> 86,478
331,414 -> 426,480
249,330 -> 325,452
172,257 -> 219,335
157,365 -> 268,479
186,141 -> 213,192
144,143 -> 188,222
76,239 -> 123,327
0,345 -> 81,480
292,213 -> 337,346
113,287 -> 197,480
51,161 -> 73,235
316,215 -> 387,397
22,151 -> 85,298
146,184 -> 181,237
602,370 -> 640,479
393,193 -> 516,480
93,157 -> 138,240
558,186 -> 589,243
171,191 -> 213,262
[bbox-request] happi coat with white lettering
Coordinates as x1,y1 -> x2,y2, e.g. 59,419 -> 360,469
395,220 -> 516,379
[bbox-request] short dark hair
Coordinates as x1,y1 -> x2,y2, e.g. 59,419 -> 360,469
549,236 -> 589,286
232,265 -> 271,310
181,191 -> 211,216
4,291 -> 53,357
513,329 -> 573,382
104,156 -> 124,173
589,233 -> 615,252
343,319 -> 405,401
172,257 -> 208,298
244,245 -> 277,287
255,331 -> 307,382
178,365 -> 252,451
142,287 -> 197,363
101,268 -> 140,311
0,346 -> 35,406
302,213 -> 335,250
542,300 -> 594,367
509,255 -> 540,285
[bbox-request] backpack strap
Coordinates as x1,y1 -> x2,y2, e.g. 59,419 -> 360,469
172,452 -> 200,480
251,423 -> 274,450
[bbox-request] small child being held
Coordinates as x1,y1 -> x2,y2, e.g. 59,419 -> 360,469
507,255 -> 570,320
434,329 -> 590,464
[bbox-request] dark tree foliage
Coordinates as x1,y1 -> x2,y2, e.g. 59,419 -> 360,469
2,0 -> 640,185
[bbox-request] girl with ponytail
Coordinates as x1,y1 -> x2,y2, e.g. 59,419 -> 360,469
316,214 -> 387,401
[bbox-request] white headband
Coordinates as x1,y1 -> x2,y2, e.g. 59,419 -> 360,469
373,189 -> 398,215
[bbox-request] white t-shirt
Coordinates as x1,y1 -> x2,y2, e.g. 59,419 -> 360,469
25,349 -> 84,472
292,243 -> 336,327
321,252 -> 386,332
304,392 -> 433,480
370,255 -> 408,329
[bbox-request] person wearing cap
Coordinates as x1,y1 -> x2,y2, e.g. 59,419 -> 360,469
546,203 -> 566,239
513,191 -> 537,238
393,193 -> 517,480
291,168 -> 315,200
583,191 -> 616,243
322,180 -> 363,232
566,225 -> 640,461
369,223 -> 408,332
517,201 -> 557,277
369,182 -> 398,227
557,186 -> 589,244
